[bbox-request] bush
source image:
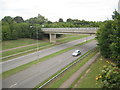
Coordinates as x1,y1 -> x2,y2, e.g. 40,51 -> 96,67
96,65 -> 120,88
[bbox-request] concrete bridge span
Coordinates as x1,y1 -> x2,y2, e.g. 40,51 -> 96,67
41,27 -> 99,43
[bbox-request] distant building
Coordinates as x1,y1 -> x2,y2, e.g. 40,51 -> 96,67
118,0 -> 120,13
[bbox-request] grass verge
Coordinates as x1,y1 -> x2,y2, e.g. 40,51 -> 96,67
2,39 -> 44,50
35,47 -> 98,88
57,35 -> 89,43
2,39 -> 94,79
70,56 -> 109,88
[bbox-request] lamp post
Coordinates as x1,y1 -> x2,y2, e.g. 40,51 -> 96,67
30,25 -> 33,39
42,25 -> 44,28
30,25 -> 39,55
36,27 -> 39,54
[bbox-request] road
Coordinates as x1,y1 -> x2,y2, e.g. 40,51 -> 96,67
2,40 -> 97,88
1,35 -> 95,73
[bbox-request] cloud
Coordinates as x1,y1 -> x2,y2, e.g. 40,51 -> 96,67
0,0 -> 119,21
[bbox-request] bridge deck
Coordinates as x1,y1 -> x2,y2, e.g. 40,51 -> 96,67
41,27 -> 98,34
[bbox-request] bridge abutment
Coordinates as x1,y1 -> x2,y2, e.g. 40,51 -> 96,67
50,33 -> 56,43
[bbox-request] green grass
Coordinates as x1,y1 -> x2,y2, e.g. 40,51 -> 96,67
2,39 -> 94,79
70,56 -> 109,88
57,35 -> 89,42
36,47 -> 98,88
2,42 -> 52,57
2,35 -> 89,60
2,38 -> 45,50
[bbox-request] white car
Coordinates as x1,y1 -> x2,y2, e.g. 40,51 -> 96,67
72,50 -> 81,56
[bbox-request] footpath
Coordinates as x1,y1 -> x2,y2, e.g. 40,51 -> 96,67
59,52 -> 100,88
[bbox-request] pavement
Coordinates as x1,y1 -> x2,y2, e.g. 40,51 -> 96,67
1,35 -> 95,73
2,40 -> 97,88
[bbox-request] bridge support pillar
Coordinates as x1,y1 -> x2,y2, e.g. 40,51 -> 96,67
50,33 -> 56,43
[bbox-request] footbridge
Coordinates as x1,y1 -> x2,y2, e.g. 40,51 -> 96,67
41,27 -> 99,43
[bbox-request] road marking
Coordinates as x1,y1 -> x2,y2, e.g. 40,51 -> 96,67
0,51 -> 37,65
9,83 -> 17,88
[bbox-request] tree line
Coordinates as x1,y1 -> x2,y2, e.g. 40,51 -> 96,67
2,15 -> 46,41
1,14 -> 101,41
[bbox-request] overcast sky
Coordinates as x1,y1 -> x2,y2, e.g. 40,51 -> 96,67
0,0 -> 119,21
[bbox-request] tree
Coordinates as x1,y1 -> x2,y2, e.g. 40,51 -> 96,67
26,14 -> 48,24
2,16 -> 14,24
2,22 -> 11,40
96,11 -> 120,63
96,20 -> 114,58
58,18 -> 64,22
66,18 -> 72,22
13,16 -> 24,23
110,11 -> 120,61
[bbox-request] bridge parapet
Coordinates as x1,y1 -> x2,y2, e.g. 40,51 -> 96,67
42,27 -> 98,30
42,27 -> 99,34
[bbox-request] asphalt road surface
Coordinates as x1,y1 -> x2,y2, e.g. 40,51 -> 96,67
2,40 -> 97,88
1,35 -> 95,73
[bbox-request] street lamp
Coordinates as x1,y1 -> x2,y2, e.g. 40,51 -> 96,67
36,27 -> 39,54
30,25 -> 39,55
42,25 -> 44,28
30,25 -> 33,39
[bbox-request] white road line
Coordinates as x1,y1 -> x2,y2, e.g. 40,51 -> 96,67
9,83 -> 17,88
0,51 -> 37,64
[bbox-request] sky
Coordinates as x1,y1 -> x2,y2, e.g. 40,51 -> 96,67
0,0 -> 119,22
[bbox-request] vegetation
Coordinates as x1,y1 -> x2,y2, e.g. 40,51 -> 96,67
96,10 -> 120,88
2,15 -> 47,41
44,19 -> 101,28
97,65 -> 120,88
2,39 -> 46,50
56,35 -> 89,43
70,56 -> 109,88
96,10 -> 120,64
